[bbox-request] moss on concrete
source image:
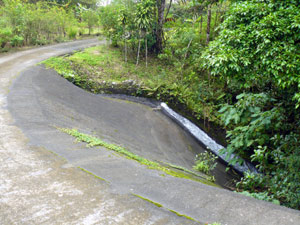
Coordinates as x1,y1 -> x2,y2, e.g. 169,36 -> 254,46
132,194 -> 163,208
58,128 -> 218,187
132,194 -> 199,223
78,167 -> 109,183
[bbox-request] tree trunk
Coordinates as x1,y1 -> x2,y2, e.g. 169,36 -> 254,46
213,4 -> 219,38
125,39 -> 127,63
206,4 -> 211,45
145,31 -> 148,67
155,0 -> 166,53
181,38 -> 193,78
124,25 -> 127,63
164,0 -> 173,20
136,30 -> 141,66
200,14 -> 203,35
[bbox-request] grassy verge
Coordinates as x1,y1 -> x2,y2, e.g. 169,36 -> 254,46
42,44 -> 227,144
58,128 -> 217,186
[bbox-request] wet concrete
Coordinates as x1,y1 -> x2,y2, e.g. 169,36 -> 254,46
1,39 -> 300,224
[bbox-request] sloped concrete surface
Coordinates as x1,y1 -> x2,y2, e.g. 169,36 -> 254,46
0,39 -> 196,225
1,39 -> 299,224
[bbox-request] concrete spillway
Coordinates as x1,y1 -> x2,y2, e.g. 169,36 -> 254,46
161,103 -> 257,174
1,40 -> 298,224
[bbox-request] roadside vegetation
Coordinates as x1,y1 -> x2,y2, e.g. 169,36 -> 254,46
0,0 -> 100,52
44,0 -> 300,210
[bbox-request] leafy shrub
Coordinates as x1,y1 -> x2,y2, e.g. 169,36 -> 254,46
159,20 -> 200,76
202,0 -> 300,97
202,0 -> 300,210
82,9 -> 99,35
219,93 -> 300,209
10,35 -> 23,47
0,27 -> 13,48
0,0 -> 89,49
238,191 -> 280,205
194,151 -> 218,176
219,93 -> 282,160
68,27 -> 77,40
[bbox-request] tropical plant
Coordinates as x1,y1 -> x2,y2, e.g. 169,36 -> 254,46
82,9 -> 99,35
194,151 -> 218,176
218,93 -> 300,209
134,0 -> 155,66
202,0 -> 300,95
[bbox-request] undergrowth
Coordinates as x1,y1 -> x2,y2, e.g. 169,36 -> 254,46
193,151 -> 218,178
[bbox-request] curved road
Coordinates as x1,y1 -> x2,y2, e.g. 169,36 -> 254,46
1,39 -> 299,224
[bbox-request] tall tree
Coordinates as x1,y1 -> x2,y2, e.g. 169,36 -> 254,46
82,9 -> 99,34
118,8 -> 128,62
206,3 -> 211,44
155,0 -> 166,53
135,0 -> 154,65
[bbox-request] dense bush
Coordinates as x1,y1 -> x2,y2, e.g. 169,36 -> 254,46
0,0 -> 99,50
0,27 -> 13,48
98,1 -> 156,53
82,9 -> 99,35
202,0 -> 300,94
202,0 -> 300,209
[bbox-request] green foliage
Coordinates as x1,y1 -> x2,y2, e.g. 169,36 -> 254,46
0,0 -> 99,50
236,133 -> 300,209
202,0 -> 300,210
82,9 -> 99,35
0,27 -> 13,48
43,57 -> 74,76
218,93 -> 300,209
42,56 -> 92,89
58,128 -> 217,186
238,191 -> 280,205
202,0 -> 300,94
98,4 -> 125,45
193,151 -> 218,178
43,45 -> 224,127
99,0 -> 158,54
159,18 -> 201,75
219,93 -> 282,160
68,27 -> 77,39
10,35 -> 24,47
134,0 -> 154,30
